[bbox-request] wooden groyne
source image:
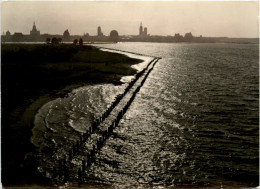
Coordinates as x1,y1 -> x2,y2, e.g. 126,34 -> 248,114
48,49 -> 161,185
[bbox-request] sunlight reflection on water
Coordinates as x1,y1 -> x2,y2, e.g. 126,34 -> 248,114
32,43 -> 259,187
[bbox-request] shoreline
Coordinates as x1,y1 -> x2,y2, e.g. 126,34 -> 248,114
97,47 -> 154,83
1,44 -> 147,186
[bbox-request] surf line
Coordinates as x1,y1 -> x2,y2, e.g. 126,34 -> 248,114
50,48 -> 161,185
97,46 -> 161,59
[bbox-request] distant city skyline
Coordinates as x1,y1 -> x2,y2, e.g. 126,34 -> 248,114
2,1 -> 259,38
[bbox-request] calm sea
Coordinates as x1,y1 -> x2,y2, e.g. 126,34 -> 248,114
31,42 -> 259,187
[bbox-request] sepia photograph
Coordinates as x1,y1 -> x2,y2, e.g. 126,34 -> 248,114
1,1 -> 259,188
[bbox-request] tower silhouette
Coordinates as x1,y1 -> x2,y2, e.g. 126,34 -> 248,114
139,22 -> 143,36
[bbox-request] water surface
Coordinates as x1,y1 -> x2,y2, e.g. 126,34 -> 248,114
32,42 -> 259,187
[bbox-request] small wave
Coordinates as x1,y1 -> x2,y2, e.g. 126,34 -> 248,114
31,83 -> 125,155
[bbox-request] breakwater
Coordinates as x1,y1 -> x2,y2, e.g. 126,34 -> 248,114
43,49 -> 161,185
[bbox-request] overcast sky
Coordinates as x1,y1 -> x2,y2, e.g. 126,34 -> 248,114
1,1 -> 259,38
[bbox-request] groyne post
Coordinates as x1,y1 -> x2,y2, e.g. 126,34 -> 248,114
52,50 -> 161,183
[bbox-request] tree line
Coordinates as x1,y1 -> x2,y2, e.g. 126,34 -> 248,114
46,38 -> 83,45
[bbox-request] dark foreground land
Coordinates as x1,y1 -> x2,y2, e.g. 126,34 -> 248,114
1,44 -> 142,187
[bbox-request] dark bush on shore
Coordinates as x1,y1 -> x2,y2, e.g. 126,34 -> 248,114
50,37 -> 62,44
73,39 -> 78,45
79,38 -> 83,45
46,38 -> 51,44
51,37 -> 58,44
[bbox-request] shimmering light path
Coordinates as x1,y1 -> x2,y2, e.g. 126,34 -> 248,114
32,43 -> 258,187
45,49 -> 161,185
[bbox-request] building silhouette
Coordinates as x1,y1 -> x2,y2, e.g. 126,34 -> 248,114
144,27 -> 147,36
97,26 -> 103,36
5,30 -> 11,41
184,32 -> 193,42
30,22 -> 40,37
110,30 -> 119,42
6,30 -> 11,37
0,21 -> 225,43
139,22 -> 143,36
63,29 -> 70,41
139,22 -> 148,37
173,33 -> 184,42
13,33 -> 24,42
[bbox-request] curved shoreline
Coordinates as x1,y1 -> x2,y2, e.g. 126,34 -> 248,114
98,47 -> 154,83
30,49 -> 153,150
30,48 -> 160,184
2,44 -> 152,186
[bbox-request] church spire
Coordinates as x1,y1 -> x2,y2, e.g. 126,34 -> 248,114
32,22 -> 37,31
139,22 -> 143,36
30,21 -> 40,36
